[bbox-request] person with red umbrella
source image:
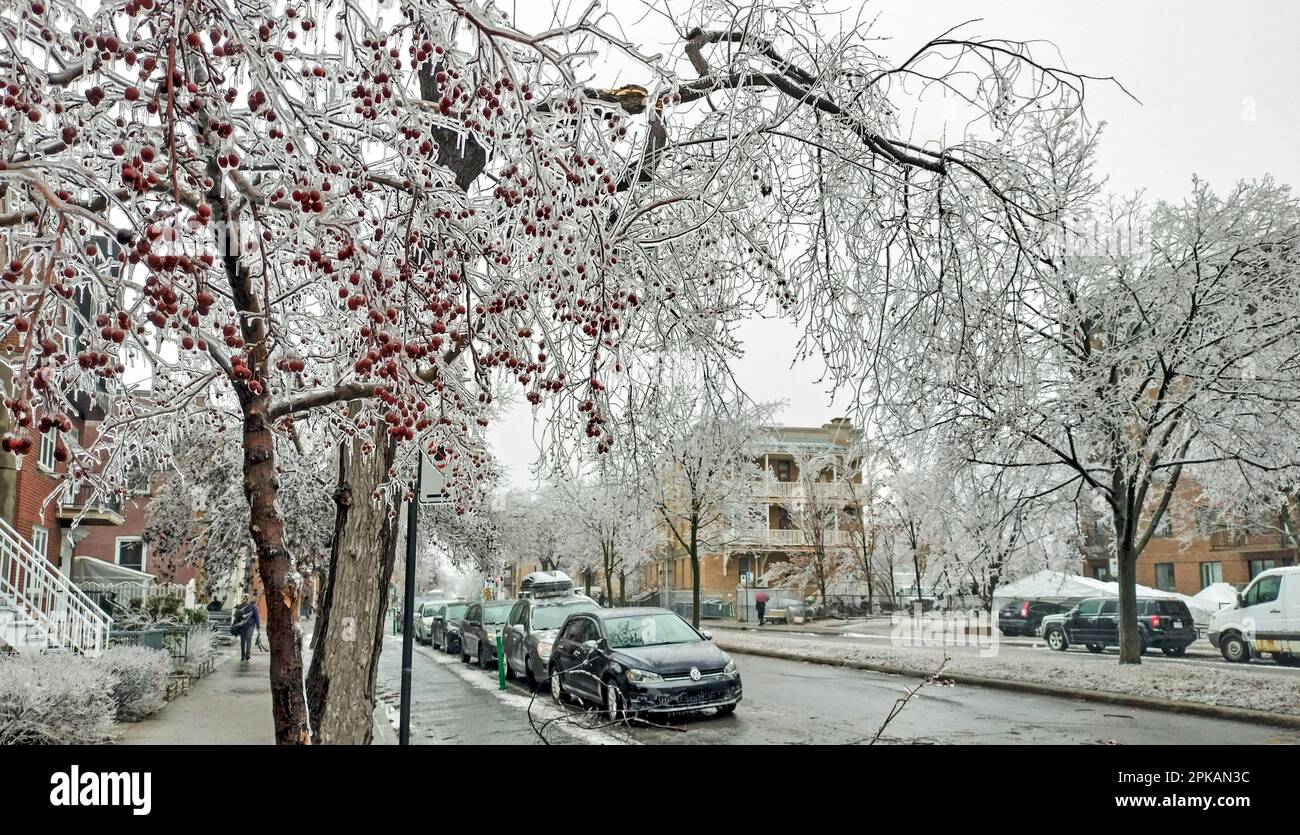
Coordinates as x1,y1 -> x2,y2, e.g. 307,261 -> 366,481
754,591 -> 769,626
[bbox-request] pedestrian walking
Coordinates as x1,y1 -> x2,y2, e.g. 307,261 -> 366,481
233,594 -> 260,661
755,591 -> 769,626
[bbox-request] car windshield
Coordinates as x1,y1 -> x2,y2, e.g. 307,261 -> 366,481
1147,600 -> 1190,616
484,604 -> 514,625
604,614 -> 701,648
532,601 -> 598,630
445,604 -> 469,619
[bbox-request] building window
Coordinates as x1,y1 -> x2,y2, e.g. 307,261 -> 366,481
1248,559 -> 1278,580
774,460 -> 792,482
31,526 -> 49,561
1154,563 -> 1176,591
38,430 -> 57,472
1153,513 -> 1173,538
775,506 -> 793,530
1199,562 -> 1222,589
115,537 -> 146,573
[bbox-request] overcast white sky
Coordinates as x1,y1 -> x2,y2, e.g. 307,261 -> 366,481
488,0 -> 1300,488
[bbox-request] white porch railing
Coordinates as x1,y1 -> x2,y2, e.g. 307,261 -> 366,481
726,528 -> 855,548
0,515 -> 112,656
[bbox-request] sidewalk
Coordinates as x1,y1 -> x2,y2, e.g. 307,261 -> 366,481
705,616 -> 890,635
117,650 -> 274,745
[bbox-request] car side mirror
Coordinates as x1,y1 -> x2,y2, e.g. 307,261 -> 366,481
701,630 -> 714,641
514,624 -> 526,634
1236,593 -> 1244,608
582,639 -> 599,651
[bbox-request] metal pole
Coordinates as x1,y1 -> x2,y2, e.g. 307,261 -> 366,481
496,632 -> 505,691
399,463 -> 422,746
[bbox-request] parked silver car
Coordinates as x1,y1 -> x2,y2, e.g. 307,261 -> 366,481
502,593 -> 600,688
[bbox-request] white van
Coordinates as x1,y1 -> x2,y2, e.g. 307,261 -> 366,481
1208,566 -> 1300,665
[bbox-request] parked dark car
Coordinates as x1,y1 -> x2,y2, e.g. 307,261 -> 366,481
1041,597 -> 1197,656
431,601 -> 471,654
502,592 -> 600,688
459,600 -> 517,667
997,599 -> 1069,637
548,607 -> 741,721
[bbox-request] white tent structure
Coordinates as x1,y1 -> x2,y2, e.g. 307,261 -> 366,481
993,570 -> 1112,606
1185,582 -> 1239,625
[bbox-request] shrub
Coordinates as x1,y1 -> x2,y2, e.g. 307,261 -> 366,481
0,654 -> 116,744
94,645 -> 172,721
185,627 -> 216,674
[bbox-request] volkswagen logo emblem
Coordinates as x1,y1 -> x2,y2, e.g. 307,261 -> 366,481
689,667 -> 702,681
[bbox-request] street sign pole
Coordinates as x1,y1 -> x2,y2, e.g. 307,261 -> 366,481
398,463 -> 422,746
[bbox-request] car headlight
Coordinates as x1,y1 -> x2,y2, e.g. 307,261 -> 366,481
625,668 -> 663,684
448,626 -> 458,634
723,659 -> 737,677
536,641 -> 553,658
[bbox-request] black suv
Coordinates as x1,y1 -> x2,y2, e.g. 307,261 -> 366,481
1042,597 -> 1196,656
997,599 -> 1069,637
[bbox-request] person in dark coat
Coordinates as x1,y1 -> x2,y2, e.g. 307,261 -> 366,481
233,595 -> 260,661
755,593 -> 768,626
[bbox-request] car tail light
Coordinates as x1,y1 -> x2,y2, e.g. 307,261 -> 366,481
1020,601 -> 1030,619
1148,615 -> 1162,628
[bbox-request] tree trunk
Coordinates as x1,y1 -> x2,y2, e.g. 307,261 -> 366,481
618,570 -> 626,606
306,423 -> 399,743
239,398 -> 309,743
689,514 -> 701,629
1117,545 -> 1142,664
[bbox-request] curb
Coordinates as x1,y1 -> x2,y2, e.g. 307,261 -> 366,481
372,703 -> 398,745
716,639 -> 1300,731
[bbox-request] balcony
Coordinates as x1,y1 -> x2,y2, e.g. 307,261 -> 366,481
726,528 -> 855,548
750,480 -> 858,501
1209,529 -> 1285,551
57,485 -> 124,526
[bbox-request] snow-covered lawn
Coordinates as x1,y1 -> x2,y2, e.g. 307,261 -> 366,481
715,630 -> 1300,716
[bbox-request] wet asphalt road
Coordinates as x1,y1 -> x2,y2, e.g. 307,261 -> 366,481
377,635 -> 1299,745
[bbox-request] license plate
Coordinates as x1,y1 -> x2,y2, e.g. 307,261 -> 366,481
1173,620 -> 1182,629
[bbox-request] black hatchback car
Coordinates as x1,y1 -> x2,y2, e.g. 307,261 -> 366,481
548,607 -> 741,721
1041,597 -> 1197,656
997,599 -> 1069,637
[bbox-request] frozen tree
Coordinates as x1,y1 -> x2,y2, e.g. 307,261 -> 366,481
144,421 -> 335,597
772,449 -> 858,604
632,364 -> 774,627
857,119 -> 1300,661
1,0 -> 1103,736
554,457 -> 653,605
840,440 -> 899,610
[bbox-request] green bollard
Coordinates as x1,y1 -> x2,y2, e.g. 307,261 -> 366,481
497,632 -> 506,691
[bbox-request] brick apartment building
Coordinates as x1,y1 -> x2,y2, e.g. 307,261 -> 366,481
2,234 -> 198,589
1081,476 -> 1297,595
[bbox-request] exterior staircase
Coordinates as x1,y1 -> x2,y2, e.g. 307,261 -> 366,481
0,515 -> 111,656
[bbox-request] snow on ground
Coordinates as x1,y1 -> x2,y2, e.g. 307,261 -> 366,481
714,630 -> 1300,716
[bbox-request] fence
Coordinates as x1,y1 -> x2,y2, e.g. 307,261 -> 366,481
80,580 -> 191,614
656,590 -> 734,621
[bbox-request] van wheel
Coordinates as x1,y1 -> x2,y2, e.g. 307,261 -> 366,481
1045,627 -> 1068,652
1220,633 -> 1250,663
1162,645 -> 1187,658
1086,643 -> 1104,653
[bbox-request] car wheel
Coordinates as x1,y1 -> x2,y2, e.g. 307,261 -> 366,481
1162,645 -> 1187,658
1220,632 -> 1250,663
524,656 -> 537,690
460,641 -> 470,663
716,703 -> 737,716
549,665 -> 565,704
1086,643 -> 1104,653
603,679 -> 624,722
478,644 -> 490,669
1045,627 -> 1068,651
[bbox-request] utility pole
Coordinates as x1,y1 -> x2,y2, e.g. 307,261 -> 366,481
398,462 -> 422,746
